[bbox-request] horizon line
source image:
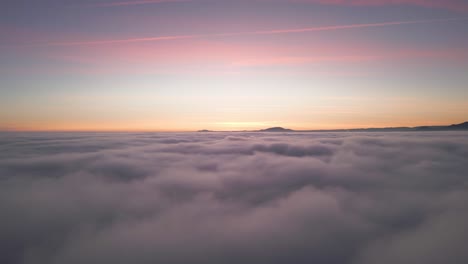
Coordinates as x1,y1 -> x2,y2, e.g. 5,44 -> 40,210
2,121 -> 466,133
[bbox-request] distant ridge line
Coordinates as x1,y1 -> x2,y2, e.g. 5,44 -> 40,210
197,121 -> 468,132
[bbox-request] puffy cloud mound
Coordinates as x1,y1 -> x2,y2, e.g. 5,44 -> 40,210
1,131 -> 468,264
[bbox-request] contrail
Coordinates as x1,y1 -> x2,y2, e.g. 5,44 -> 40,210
31,17 -> 468,47
213,17 -> 466,36
42,35 -> 198,47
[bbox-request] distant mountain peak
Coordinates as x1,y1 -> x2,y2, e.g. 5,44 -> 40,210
449,121 -> 468,129
259,127 -> 294,132
196,121 -> 468,133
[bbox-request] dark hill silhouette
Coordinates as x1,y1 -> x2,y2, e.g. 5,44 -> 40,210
196,121 -> 468,133
448,121 -> 468,130
307,121 -> 468,132
258,127 -> 294,132
414,121 -> 468,131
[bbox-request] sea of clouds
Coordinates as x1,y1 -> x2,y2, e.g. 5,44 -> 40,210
1,131 -> 468,264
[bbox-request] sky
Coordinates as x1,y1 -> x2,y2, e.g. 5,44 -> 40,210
1,0 -> 467,131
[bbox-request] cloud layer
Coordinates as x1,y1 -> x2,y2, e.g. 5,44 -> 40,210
1,132 -> 468,264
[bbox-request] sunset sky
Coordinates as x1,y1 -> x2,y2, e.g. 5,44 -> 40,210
1,0 -> 467,131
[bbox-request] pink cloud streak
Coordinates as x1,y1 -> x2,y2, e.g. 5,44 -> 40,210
32,17 -> 466,47
40,36 -> 467,76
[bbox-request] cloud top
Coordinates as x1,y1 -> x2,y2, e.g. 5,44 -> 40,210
1,131 -> 468,264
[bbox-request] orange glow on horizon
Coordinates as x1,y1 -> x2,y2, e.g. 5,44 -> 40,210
4,117 -> 467,132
